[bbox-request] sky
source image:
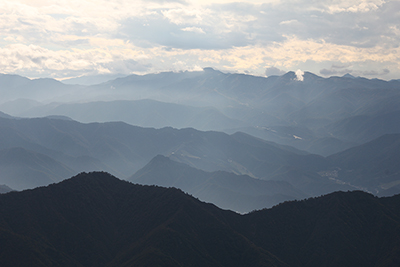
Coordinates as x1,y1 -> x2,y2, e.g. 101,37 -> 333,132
0,0 -> 399,80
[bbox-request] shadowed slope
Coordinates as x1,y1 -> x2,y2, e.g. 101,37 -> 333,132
1,172 -> 400,266
0,172 -> 285,267
236,191 -> 400,267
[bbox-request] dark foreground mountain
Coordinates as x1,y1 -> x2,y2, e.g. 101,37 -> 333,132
237,191 -> 400,267
130,155 -> 307,213
0,172 -> 286,267
1,172 -> 400,266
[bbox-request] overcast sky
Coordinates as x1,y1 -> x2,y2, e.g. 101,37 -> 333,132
1,0 -> 399,80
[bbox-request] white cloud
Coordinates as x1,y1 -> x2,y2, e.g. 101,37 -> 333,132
295,69 -> 304,81
162,8 -> 205,25
0,44 -> 152,78
279,19 -> 299,25
181,27 -> 206,34
326,0 -> 385,14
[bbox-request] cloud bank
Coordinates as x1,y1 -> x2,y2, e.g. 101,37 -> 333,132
0,0 -> 399,80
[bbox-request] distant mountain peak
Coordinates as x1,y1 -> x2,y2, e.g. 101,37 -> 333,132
60,171 -> 119,185
0,111 -> 14,119
0,184 -> 14,193
342,73 -> 356,79
61,73 -> 127,85
202,67 -> 224,75
203,67 -> 216,72
151,154 -> 171,162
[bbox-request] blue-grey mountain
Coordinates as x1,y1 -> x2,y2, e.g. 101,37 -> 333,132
3,69 -> 399,156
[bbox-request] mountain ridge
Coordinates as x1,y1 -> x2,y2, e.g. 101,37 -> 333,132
130,155 -> 307,213
0,115 -> 398,199
2,70 -> 400,156
1,172 -> 400,266
0,172 -> 286,267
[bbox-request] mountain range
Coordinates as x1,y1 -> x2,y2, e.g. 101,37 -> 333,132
17,99 -> 245,131
0,172 -> 399,266
0,114 -> 399,212
2,69 -> 400,156
0,116 -> 327,192
1,68 -> 400,265
130,155 -> 307,213
1,69 -> 400,208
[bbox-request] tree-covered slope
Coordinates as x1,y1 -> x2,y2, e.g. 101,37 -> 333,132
1,172 -> 400,266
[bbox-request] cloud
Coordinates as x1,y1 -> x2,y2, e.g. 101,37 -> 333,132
0,44 -> 152,78
120,12 -> 251,50
279,19 -> 299,25
3,0 -> 399,51
265,66 -> 286,76
181,27 -> 205,34
0,0 -> 400,80
359,68 -> 390,76
295,69 -> 304,81
149,0 -> 188,4
331,63 -> 352,69
325,0 -> 385,14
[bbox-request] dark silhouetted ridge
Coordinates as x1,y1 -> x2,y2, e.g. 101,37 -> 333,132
1,172 -> 400,266
0,172 -> 286,267
236,190 -> 400,267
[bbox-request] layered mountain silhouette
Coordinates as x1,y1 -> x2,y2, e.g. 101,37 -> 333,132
0,147 -> 75,190
0,115 -> 399,205
2,69 -> 400,156
18,99 -> 246,131
0,73 -> 83,103
0,172 -> 399,266
1,69 -> 400,214
130,155 -> 307,213
0,116 -> 326,190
